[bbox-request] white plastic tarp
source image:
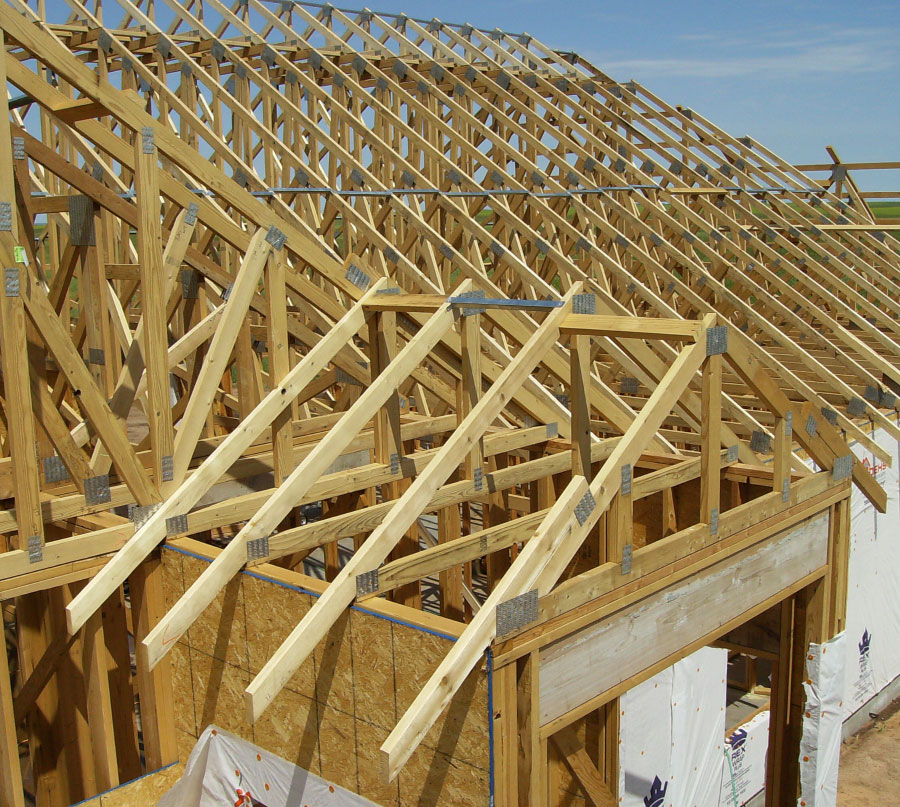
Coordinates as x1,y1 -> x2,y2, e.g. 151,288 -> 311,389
157,725 -> 378,807
798,632 -> 847,807
843,422 -> 900,718
619,647 -> 728,807
719,709 -> 769,807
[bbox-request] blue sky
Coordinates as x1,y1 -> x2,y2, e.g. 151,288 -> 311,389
390,0 -> 899,192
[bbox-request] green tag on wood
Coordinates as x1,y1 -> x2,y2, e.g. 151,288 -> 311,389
13,246 -> 26,264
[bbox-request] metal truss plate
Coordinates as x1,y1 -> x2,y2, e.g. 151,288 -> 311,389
383,246 -> 400,264
496,71 -> 510,90
446,168 -> 463,185
882,392 -> 896,409
161,454 -> 174,482
12,137 -> 24,161
265,226 -> 286,250
574,491 -> 596,526
615,234 -> 629,249
546,422 -> 559,439
129,503 -> 161,530
439,244 -> 455,261
535,238 -> 550,254
749,430 -> 770,454
805,415 -> 818,438
572,293 -> 595,315
782,478 -> 790,503
832,454 -> 853,482
166,513 -> 188,536
620,543 -> 633,575
246,535 -> 270,562
473,466 -> 484,491
349,168 -> 365,187
345,263 -> 371,290
67,196 -> 95,245
335,367 -> 362,386
4,267 -> 18,297
27,534 -> 42,564
88,347 -> 105,366
400,169 -> 416,188
710,507 -> 719,537
185,201 -> 199,226
496,589 -> 538,637
727,444 -> 739,463
821,407 -> 838,426
356,568 -> 379,597
784,410 -> 793,436
389,453 -> 400,475
847,397 -> 866,417
43,455 -> 68,483
583,157 -> 597,173
181,269 -> 199,299
575,237 -> 591,253
84,474 -> 111,505
141,126 -> 154,154
620,377 -> 639,395
705,326 -> 728,356
621,463 -> 632,495
352,55 -> 366,74
489,241 -> 505,258
455,289 -> 486,316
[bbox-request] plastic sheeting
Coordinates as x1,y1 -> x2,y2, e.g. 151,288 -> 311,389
157,725 -> 378,807
619,647 -> 727,807
843,423 -> 900,718
798,632 -> 847,807
719,710 -> 769,807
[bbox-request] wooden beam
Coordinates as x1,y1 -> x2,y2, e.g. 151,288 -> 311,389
380,334 -> 707,781
64,279 -> 387,635
141,286 -> 462,668
244,284 -> 579,726
172,227 -> 273,485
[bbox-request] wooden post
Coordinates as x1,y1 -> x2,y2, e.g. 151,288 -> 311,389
700,351 -> 721,526
0,262 -> 43,554
130,557 -> 177,771
570,333 -> 591,480
370,309 -> 422,608
135,129 -> 174,496
0,621 -> 24,807
493,661 -> 518,807
82,610 -> 119,790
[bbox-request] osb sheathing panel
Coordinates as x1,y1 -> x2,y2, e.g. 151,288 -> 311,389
161,546 -> 490,807
75,762 -> 185,807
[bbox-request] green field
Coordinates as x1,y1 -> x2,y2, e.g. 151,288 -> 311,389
870,201 -> 900,220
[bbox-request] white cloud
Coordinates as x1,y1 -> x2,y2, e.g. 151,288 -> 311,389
599,26 -> 895,79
